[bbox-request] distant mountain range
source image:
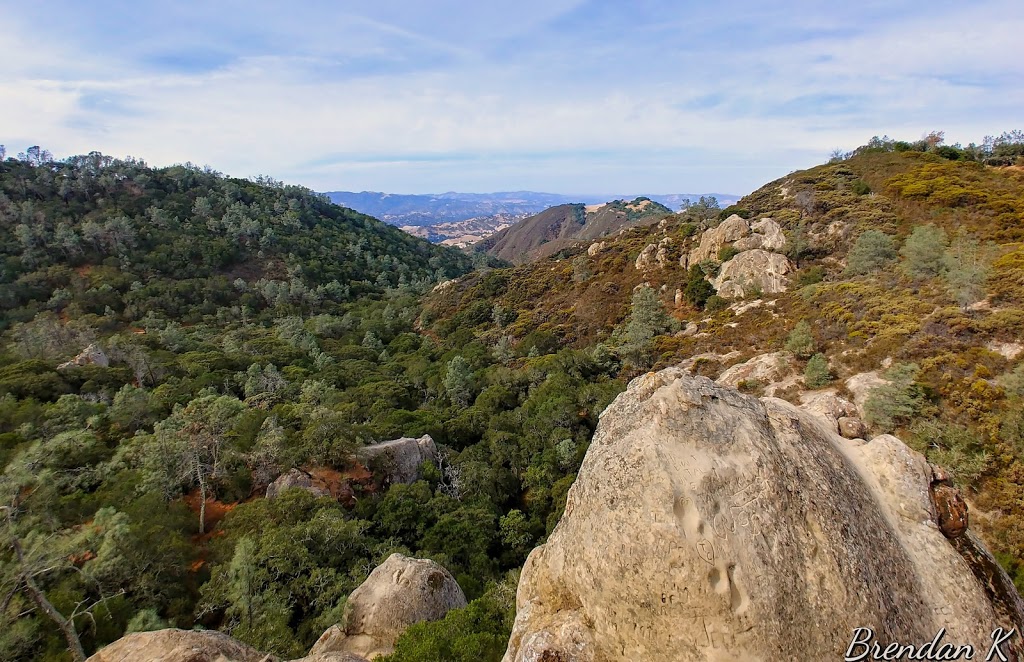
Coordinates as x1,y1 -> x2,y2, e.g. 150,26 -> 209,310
323,191 -> 741,227
322,190 -> 741,246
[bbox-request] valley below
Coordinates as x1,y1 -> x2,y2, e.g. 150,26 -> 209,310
3,134 -> 1024,662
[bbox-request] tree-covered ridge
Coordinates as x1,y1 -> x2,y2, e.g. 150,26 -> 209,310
0,149 -> 615,660
2,133 -> 1024,661
0,150 -> 475,329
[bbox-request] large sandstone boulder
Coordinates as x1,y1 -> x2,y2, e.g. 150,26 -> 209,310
358,435 -> 437,485
713,249 -> 793,299
315,553 -> 467,660
686,215 -> 750,266
85,629 -> 268,662
635,243 -> 658,270
503,371 -> 1024,661
266,468 -> 332,499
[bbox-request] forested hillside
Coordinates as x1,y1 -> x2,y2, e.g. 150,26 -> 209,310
2,133 -> 1024,661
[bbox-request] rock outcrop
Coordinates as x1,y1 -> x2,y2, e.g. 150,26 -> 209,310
713,249 -> 793,298
57,343 -> 109,370
684,217 -> 786,270
714,351 -> 793,389
685,215 -> 750,266
314,553 -> 467,660
635,237 -> 674,271
266,468 -> 332,499
503,370 -> 1024,661
85,629 -> 268,662
358,435 -> 437,485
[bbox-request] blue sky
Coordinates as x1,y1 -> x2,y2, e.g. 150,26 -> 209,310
1,1 -> 1021,195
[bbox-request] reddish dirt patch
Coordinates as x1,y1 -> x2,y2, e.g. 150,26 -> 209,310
183,491 -> 237,530
307,465 -> 372,505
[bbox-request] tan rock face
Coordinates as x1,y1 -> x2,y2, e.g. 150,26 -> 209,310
503,371 -> 1023,662
85,629 -> 268,662
750,218 -> 786,251
714,351 -> 793,389
358,435 -> 437,486
686,215 -> 751,266
713,249 -> 793,299
316,553 -> 467,660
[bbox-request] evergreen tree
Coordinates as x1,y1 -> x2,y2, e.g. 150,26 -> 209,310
845,230 -> 897,275
785,320 -> 815,359
944,234 -> 992,309
444,356 -> 474,407
900,225 -> 948,280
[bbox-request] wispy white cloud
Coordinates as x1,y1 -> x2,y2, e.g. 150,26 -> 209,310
1,0 -> 1021,194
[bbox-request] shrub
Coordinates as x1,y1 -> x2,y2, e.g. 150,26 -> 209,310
784,320 -> 815,358
944,234 -> 993,309
900,225 -> 948,280
717,245 -> 740,263
384,585 -> 514,662
851,180 -> 872,195
794,265 -> 825,287
804,354 -> 832,388
864,363 -> 926,432
718,206 -> 751,220
684,266 -> 715,309
908,420 -> 989,487
845,230 -> 897,275
704,295 -> 729,313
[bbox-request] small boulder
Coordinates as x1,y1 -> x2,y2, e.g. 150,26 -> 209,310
838,416 -> 868,440
85,629 -> 268,662
655,236 -> 673,268
314,553 -> 467,660
932,483 -> 969,539
987,341 -> 1024,360
729,298 -> 763,316
358,435 -> 437,486
799,390 -> 859,433
634,243 -> 658,270
266,468 -> 331,500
